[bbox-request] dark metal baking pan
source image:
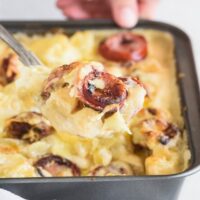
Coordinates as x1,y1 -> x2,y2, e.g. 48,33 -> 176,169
0,20 -> 200,200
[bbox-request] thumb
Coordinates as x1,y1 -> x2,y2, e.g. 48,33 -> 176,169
109,0 -> 139,28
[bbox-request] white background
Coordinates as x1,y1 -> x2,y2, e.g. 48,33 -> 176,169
0,0 -> 200,200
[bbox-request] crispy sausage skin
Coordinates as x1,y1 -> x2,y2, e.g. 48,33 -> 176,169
99,32 -> 147,62
5,112 -> 55,143
35,154 -> 80,177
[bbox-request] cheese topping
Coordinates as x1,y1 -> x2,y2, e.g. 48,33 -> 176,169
0,30 -> 190,177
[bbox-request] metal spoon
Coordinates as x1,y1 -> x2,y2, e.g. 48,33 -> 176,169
0,24 -> 42,66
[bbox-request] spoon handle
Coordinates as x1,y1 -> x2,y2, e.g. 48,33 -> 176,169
0,24 -> 42,66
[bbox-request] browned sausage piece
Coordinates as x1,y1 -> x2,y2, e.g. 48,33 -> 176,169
5,112 -> 55,143
41,62 -> 84,101
78,70 -> 127,111
99,32 -> 147,62
35,155 -> 80,177
91,161 -> 133,176
0,54 -> 19,86
41,64 -> 71,100
136,108 -> 181,146
159,123 -> 180,145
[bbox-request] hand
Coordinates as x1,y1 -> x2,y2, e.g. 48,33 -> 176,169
56,0 -> 159,28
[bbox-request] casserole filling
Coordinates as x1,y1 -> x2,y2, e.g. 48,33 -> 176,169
0,29 -> 190,177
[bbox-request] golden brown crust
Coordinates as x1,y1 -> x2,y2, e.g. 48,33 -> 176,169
131,108 -> 181,148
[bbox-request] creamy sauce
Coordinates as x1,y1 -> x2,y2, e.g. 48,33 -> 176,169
0,29 -> 190,177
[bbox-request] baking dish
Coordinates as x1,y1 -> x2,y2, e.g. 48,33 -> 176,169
0,19 -> 200,200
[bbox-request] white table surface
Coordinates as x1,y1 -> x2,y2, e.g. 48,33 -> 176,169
0,0 -> 200,200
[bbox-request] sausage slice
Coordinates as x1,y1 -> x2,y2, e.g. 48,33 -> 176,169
5,112 -> 54,143
78,70 -> 127,111
35,155 -> 80,177
90,161 -> 133,176
99,32 -> 147,62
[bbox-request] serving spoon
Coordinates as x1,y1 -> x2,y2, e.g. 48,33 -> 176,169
0,24 -> 42,66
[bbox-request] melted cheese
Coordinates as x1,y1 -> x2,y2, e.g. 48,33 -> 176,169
0,29 -> 190,177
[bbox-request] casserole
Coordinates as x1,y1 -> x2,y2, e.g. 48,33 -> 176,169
0,20 -> 200,200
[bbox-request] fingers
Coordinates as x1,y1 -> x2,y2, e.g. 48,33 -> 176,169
56,0 -> 159,25
56,0 -> 111,19
79,0 -> 111,18
57,0 -> 90,19
56,0 -> 73,9
63,4 -> 91,19
109,0 -> 139,28
138,0 -> 159,19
